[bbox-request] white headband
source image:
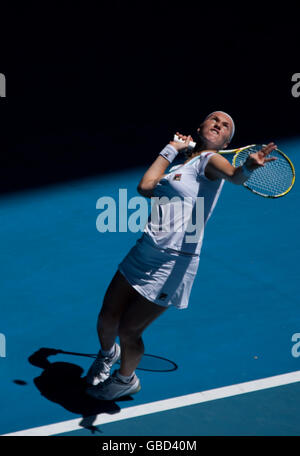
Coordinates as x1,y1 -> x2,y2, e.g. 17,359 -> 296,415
205,111 -> 235,141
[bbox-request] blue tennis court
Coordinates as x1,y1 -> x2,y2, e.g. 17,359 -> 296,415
1,136 -> 300,436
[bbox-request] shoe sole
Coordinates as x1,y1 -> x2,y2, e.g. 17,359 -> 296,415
110,380 -> 142,400
86,381 -> 142,401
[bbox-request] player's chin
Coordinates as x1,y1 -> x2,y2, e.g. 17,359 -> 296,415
204,136 -> 224,150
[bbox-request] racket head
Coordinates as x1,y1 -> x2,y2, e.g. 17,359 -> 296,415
230,144 -> 295,198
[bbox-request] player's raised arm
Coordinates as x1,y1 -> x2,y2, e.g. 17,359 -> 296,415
205,142 -> 278,184
137,134 -> 193,198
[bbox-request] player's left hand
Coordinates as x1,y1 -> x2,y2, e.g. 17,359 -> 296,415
245,142 -> 278,171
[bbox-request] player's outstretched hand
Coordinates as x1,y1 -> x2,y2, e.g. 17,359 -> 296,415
245,142 -> 278,171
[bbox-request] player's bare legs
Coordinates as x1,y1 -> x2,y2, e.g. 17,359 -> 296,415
118,291 -> 168,376
97,270 -> 137,351
87,270 -> 167,395
86,270 -> 138,385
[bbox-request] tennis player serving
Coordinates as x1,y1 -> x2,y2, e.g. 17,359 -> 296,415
86,111 -> 277,400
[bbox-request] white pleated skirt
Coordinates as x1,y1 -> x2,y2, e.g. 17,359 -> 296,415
117,233 -> 200,309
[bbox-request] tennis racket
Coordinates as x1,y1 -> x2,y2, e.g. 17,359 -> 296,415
173,134 -> 295,198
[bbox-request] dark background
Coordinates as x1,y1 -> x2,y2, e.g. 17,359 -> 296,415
0,2 -> 299,194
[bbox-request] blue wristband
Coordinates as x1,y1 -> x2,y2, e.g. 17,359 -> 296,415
159,144 -> 179,164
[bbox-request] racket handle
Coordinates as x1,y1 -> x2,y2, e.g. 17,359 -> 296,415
173,134 -> 196,149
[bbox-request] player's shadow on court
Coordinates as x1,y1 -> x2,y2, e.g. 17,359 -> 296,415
28,347 -> 178,434
28,348 -> 122,434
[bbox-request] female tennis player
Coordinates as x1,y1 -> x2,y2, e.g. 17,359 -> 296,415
86,111 -> 277,400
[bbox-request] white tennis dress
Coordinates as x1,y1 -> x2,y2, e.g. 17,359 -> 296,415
118,150 -> 225,309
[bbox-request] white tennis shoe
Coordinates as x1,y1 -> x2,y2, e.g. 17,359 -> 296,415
86,370 -> 141,400
86,343 -> 121,386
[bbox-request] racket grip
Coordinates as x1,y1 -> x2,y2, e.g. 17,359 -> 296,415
173,134 -> 196,149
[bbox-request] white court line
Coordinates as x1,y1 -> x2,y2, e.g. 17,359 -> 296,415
3,370 -> 300,436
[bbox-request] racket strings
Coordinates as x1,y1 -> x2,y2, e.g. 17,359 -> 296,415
234,147 -> 294,197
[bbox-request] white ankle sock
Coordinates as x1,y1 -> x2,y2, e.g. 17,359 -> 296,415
101,344 -> 115,358
116,370 -> 134,383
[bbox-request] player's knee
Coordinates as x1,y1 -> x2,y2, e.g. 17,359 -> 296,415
118,325 -> 142,343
